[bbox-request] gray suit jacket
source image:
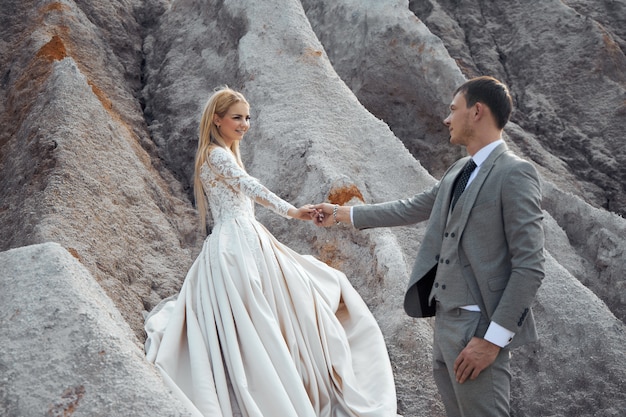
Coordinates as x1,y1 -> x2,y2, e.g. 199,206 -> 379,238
353,143 -> 545,348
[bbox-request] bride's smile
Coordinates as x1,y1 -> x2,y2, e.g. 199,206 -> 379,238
214,101 -> 250,146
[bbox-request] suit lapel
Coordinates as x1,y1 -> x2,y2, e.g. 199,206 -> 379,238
456,143 -> 509,231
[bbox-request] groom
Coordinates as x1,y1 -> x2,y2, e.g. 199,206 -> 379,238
314,76 -> 545,417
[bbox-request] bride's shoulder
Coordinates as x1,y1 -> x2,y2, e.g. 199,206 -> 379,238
207,146 -> 234,163
204,146 -> 243,179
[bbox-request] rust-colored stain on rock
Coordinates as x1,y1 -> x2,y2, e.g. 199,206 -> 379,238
317,241 -> 343,270
37,35 -> 67,62
47,385 -> 85,416
88,81 -> 113,110
41,2 -> 71,14
66,247 -> 83,262
328,184 -> 364,206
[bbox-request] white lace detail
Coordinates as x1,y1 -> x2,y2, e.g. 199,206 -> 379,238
200,147 -> 295,224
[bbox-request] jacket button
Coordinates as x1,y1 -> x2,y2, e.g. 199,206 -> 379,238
451,232 -> 456,238
441,284 -> 446,290
434,282 -> 439,288
435,255 -> 440,261
445,259 -> 450,264
444,232 -> 449,237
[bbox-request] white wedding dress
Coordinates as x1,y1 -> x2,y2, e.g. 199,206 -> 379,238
144,147 -> 397,417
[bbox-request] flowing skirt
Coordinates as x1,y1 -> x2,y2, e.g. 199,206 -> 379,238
144,217 -> 397,417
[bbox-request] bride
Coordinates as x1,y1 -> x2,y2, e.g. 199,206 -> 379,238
144,86 -> 398,417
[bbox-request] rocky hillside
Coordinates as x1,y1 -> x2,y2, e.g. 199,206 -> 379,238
1,0 -> 625,416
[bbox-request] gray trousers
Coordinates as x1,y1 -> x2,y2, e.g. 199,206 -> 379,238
433,306 -> 512,417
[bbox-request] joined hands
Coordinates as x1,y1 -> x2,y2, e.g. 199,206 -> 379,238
291,203 -> 349,227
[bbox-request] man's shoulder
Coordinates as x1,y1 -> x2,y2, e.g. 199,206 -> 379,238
492,152 -> 542,197
496,150 -> 536,171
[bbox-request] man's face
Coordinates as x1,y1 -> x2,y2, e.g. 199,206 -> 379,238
443,92 -> 474,147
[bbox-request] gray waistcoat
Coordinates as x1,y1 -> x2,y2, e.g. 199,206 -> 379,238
428,193 -> 478,311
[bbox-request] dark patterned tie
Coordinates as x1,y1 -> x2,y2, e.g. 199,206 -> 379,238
450,159 -> 477,211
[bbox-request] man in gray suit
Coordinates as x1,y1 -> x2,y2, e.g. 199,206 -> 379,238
314,76 -> 545,417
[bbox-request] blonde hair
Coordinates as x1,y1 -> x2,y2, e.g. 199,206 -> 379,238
194,86 -> 249,231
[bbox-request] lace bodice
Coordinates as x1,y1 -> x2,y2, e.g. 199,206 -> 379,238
200,147 -> 295,224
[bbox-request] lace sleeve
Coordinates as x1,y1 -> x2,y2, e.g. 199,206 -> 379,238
207,147 -> 295,218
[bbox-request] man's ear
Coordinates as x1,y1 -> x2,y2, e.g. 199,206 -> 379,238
474,102 -> 482,118
473,102 -> 488,121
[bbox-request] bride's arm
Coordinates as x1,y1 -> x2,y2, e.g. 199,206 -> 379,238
208,148 -> 314,220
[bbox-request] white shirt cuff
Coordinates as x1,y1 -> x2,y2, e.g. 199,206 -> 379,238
484,321 -> 515,348
350,206 -> 354,225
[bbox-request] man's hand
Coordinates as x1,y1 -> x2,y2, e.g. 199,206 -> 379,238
312,203 -> 352,227
312,203 -> 336,227
453,337 -> 501,383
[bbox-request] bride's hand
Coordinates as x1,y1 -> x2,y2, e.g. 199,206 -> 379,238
289,205 -> 318,221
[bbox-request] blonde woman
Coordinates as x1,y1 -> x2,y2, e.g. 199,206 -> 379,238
144,87 -> 398,417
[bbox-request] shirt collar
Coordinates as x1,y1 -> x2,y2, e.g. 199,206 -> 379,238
471,139 -> 504,167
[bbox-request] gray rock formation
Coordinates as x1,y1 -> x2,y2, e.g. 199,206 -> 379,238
0,242 -> 192,417
0,0 -> 201,338
1,0 -> 625,416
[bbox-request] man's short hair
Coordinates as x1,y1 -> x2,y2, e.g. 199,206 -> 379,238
455,76 -> 513,129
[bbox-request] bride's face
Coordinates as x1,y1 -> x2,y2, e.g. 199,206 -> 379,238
215,102 -> 250,146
